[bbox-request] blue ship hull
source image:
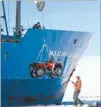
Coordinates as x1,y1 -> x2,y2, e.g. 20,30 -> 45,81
1,29 -> 92,106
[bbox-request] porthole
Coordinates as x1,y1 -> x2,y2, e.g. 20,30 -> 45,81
73,39 -> 77,44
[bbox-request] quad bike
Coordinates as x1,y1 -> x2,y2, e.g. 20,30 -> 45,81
29,61 -> 62,78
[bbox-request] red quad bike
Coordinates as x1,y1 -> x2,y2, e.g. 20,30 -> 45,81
29,61 -> 62,78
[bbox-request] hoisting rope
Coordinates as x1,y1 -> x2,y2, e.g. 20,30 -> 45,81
41,11 -> 44,29
35,36 -> 50,62
35,33 -> 58,62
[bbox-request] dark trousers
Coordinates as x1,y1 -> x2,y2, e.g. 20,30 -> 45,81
73,90 -> 83,105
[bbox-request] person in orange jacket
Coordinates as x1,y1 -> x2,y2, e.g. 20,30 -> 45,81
71,76 -> 83,106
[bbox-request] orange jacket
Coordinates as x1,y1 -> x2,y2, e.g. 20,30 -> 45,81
72,80 -> 82,90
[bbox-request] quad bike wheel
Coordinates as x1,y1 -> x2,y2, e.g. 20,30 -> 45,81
36,68 -> 45,77
54,67 -> 62,77
30,70 -> 37,78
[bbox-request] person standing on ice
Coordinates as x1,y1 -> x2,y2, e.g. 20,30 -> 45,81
71,76 -> 83,106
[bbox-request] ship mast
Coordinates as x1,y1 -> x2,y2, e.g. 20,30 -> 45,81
1,1 -> 9,36
15,0 -> 21,37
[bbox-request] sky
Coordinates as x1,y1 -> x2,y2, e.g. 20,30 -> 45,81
1,0 -> 100,101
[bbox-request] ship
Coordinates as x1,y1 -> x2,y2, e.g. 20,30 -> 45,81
1,0 -> 92,107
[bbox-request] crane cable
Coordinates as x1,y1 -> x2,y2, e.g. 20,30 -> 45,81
41,11 -> 45,29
